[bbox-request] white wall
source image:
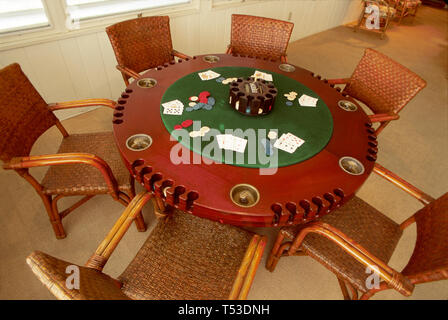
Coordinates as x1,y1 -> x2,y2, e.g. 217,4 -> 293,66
0,0 -> 362,120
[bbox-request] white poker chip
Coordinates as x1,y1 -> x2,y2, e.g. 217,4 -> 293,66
189,131 -> 200,138
189,96 -> 198,102
200,126 -> 210,134
287,96 -> 296,101
189,102 -> 197,107
268,131 -> 278,140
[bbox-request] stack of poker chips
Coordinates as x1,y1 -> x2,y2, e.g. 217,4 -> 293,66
228,77 -> 277,116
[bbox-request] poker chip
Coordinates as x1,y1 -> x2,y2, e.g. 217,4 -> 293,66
222,77 -> 238,85
189,131 -> 200,138
181,119 -> 193,128
200,126 -> 210,134
284,91 -> 298,102
268,131 -> 277,140
193,104 -> 202,110
185,107 -> 193,112
286,101 -> 293,106
203,104 -> 212,110
207,97 -> 215,106
189,96 -> 198,102
189,102 -> 197,107
174,125 -> 183,130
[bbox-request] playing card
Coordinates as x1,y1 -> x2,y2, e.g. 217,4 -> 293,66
216,134 -> 247,153
163,106 -> 183,115
252,70 -> 273,82
284,133 -> 305,148
198,70 -> 221,81
162,99 -> 184,109
162,99 -> 184,115
273,133 -> 305,153
231,136 -> 248,153
298,94 -> 318,107
216,134 -> 227,148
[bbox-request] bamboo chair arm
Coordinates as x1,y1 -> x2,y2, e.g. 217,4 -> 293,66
172,50 -> 192,60
288,221 -> 414,297
281,55 -> 288,63
48,99 -> 116,111
3,153 -> 120,199
369,113 -> 400,123
116,65 -> 141,80
86,192 -> 153,271
374,163 -> 435,205
327,78 -> 351,85
226,45 -> 233,55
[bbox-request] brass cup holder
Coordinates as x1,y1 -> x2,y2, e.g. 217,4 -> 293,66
203,55 -> 220,63
126,134 -> 152,151
339,156 -> 365,175
230,184 -> 260,208
278,64 -> 296,72
137,78 -> 157,89
338,100 -> 358,112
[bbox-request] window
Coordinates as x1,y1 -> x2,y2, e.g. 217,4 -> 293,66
65,0 -> 191,22
212,0 -> 247,6
0,0 -> 50,34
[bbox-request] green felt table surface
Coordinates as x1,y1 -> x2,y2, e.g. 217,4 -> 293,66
160,66 -> 333,168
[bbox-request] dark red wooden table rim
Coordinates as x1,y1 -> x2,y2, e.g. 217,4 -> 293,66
112,54 -> 377,227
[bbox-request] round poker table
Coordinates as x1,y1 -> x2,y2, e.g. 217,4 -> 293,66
112,54 -> 378,227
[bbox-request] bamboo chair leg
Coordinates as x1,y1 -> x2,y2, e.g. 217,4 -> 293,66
360,281 -> 389,300
121,72 -> 130,86
337,277 -> 359,300
267,242 -> 291,272
347,282 -> 358,300
266,231 -> 286,271
42,194 -> 66,239
337,277 -> 351,300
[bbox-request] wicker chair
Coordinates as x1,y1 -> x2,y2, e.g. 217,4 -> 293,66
266,163 -> 447,300
355,1 -> 396,39
106,16 -> 191,86
226,14 -> 294,63
328,48 -> 426,134
27,192 -> 267,300
0,63 -> 146,239
391,0 -> 422,24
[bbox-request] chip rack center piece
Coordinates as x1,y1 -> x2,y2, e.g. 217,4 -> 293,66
229,77 -> 278,116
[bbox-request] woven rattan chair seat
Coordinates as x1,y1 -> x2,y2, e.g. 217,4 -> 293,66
41,132 -> 131,195
378,5 -> 396,17
27,251 -> 130,300
119,210 -> 254,300
400,0 -> 421,8
282,196 -> 402,292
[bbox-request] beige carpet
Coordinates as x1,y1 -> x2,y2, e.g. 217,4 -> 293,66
0,5 -> 447,300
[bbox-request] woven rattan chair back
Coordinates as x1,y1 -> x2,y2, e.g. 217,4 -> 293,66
344,48 -> 426,115
0,63 -> 58,162
106,16 -> 174,79
229,14 -> 294,61
401,193 -> 448,283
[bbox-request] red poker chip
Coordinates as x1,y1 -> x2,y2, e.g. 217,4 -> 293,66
181,119 -> 193,128
199,91 -> 210,98
174,124 -> 183,130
